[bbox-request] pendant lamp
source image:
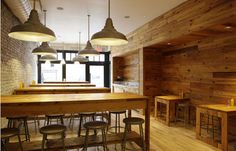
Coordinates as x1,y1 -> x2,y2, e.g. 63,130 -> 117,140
91,0 -> 128,46
32,10 -> 57,55
40,54 -> 57,61
73,32 -> 89,63
79,15 -> 99,56
8,0 -> 56,42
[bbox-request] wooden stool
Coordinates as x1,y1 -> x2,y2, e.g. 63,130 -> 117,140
45,114 -> 64,126
109,110 -> 127,133
122,117 -> 145,151
83,121 -> 108,151
40,124 -> 66,151
175,102 -> 189,126
78,112 -> 96,137
7,116 -> 30,141
1,128 -> 23,151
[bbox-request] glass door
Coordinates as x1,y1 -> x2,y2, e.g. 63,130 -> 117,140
89,66 -> 104,87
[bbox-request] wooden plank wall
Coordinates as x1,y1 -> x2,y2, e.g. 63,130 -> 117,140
161,34 -> 236,105
123,51 -> 139,82
112,57 -> 124,82
111,0 -> 236,57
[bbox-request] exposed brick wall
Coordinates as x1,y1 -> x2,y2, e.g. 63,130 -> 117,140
1,2 -> 37,95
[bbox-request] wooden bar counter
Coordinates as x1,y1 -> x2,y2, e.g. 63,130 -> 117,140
29,83 -> 96,87
14,87 -> 110,94
1,93 -> 150,151
196,104 -> 236,151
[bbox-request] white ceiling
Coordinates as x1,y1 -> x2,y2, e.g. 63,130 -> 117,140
39,0 -> 186,44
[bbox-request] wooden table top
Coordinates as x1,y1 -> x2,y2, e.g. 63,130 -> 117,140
155,95 -> 188,101
44,81 -> 89,84
1,93 -> 148,104
15,87 -> 110,91
198,104 -> 236,112
29,84 -> 96,87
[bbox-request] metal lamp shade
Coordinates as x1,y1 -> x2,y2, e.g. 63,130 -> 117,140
72,55 -> 89,63
32,42 -> 57,55
40,54 -> 57,61
91,18 -> 128,46
79,41 -> 99,56
8,10 -> 56,42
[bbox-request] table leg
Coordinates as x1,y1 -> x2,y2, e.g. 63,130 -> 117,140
196,107 -> 201,139
128,110 -> 132,132
154,99 -> 157,119
145,98 -> 150,151
166,102 -> 170,126
221,112 -> 228,151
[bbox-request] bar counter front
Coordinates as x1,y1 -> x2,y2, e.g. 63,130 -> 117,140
1,93 -> 150,151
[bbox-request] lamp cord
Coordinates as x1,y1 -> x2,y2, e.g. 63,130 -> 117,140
88,15 -> 90,40
78,32 -> 81,50
43,10 -> 46,26
108,0 -> 110,18
33,0 -> 36,10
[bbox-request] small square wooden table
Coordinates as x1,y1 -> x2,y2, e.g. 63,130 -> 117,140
154,95 -> 189,126
196,104 -> 236,151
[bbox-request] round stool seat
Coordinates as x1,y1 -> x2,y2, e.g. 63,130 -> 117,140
1,128 -> 19,139
7,116 -> 28,120
46,114 -> 64,117
123,117 -> 144,125
79,112 -> 95,116
40,124 -> 66,135
110,110 -> 126,114
84,121 -> 107,129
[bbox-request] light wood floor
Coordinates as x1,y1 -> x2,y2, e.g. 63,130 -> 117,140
10,111 -> 236,151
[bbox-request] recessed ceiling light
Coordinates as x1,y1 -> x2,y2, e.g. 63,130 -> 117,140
57,7 -> 64,10
225,26 -> 232,29
124,16 -> 130,19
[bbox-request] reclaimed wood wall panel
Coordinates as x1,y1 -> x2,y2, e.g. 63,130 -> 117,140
123,51 -> 139,82
161,34 -> 236,105
111,0 -> 236,57
112,57 -> 124,82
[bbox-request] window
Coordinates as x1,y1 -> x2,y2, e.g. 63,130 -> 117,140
66,64 -> 85,81
38,51 -> 110,87
90,66 -> 104,87
41,63 -> 62,82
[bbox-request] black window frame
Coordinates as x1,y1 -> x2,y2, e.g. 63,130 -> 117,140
37,50 -> 110,88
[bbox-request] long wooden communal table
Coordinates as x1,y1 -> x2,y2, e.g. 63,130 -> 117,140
29,83 -> 96,87
14,87 -> 110,94
44,81 -> 89,84
1,93 -> 150,151
196,104 -> 236,151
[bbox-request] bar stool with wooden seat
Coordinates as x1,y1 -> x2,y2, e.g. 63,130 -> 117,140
175,102 -> 189,126
122,117 -> 145,151
108,110 -> 127,134
78,112 -> 96,137
83,121 -> 108,151
1,128 -> 23,151
40,124 -> 66,151
7,116 -> 30,141
45,114 -> 64,126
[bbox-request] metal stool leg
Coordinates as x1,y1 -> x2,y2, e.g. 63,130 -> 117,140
102,128 -> 107,151
17,133 -> 23,151
122,124 -> 128,151
78,115 -> 83,137
83,128 -> 89,151
139,124 -> 145,151
41,134 -> 47,151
